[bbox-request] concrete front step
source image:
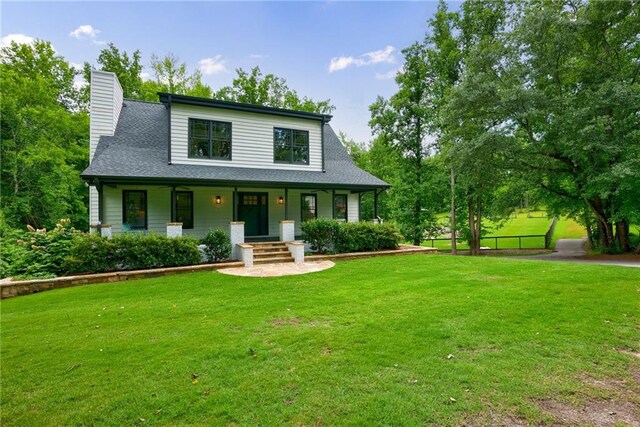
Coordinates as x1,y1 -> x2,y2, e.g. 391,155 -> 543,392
253,247 -> 289,253
253,251 -> 292,258
254,256 -> 294,265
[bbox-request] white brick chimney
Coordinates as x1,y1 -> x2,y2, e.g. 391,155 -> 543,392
89,70 -> 123,227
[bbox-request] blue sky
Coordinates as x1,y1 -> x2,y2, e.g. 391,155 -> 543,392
2,1 -> 448,143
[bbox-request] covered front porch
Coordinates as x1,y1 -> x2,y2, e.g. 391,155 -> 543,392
93,181 -> 384,241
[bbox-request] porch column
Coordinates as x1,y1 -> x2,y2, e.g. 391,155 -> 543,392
232,187 -> 238,221
100,224 -> 112,239
279,220 -> 295,242
229,221 -> 245,260
374,189 -> 379,220
284,188 -> 289,220
166,222 -> 183,238
332,189 -> 336,219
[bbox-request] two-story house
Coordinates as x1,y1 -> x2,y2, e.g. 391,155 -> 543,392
81,71 -> 389,243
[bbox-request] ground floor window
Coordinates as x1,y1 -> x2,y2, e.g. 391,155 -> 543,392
334,194 -> 347,221
173,191 -> 194,229
123,190 -> 147,230
301,194 -> 317,222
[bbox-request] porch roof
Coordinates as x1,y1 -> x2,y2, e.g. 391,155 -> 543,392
82,100 -> 389,190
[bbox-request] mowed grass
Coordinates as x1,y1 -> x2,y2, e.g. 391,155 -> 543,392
2,255 -> 638,426
426,213 -> 586,250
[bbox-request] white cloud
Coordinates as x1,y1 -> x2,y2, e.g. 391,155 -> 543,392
363,46 -> 395,64
140,72 -> 152,81
0,33 -> 36,47
328,45 -> 396,73
69,24 -> 100,39
198,55 -> 227,75
375,66 -> 402,80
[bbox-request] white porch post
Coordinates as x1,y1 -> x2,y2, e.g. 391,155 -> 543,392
238,243 -> 254,267
286,242 -> 305,264
100,224 -> 113,239
166,222 -> 183,238
229,221 -> 245,260
279,220 -> 295,242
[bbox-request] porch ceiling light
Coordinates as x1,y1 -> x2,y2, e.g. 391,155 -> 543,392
215,196 -> 222,205
278,196 -> 284,205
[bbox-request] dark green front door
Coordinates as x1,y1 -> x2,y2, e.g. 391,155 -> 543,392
238,192 -> 269,236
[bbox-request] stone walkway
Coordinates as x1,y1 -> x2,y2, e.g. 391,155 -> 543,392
217,261 -> 335,277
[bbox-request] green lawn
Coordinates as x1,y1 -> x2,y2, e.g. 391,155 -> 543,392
426,212 -> 586,250
2,255 -> 638,426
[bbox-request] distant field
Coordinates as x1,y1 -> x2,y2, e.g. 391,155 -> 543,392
425,212 -> 586,250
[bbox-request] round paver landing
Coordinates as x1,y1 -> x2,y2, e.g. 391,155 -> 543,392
217,261 -> 335,277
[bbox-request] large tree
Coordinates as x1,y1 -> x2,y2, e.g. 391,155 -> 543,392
82,43 -> 144,101
1,40 -> 89,230
369,43 -> 439,245
214,67 -> 334,114
138,53 -> 213,100
511,0 -> 640,252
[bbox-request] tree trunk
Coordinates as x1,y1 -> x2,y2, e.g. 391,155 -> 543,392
450,168 -> 457,255
615,220 -> 631,252
597,219 -> 615,250
413,196 -> 421,246
475,193 -> 482,255
468,197 -> 477,256
589,197 -> 616,251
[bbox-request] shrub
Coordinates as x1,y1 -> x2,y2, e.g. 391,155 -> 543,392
3,219 -> 81,279
334,222 -> 402,253
202,229 -> 232,262
300,218 -> 341,254
65,233 -> 201,273
64,233 -> 117,274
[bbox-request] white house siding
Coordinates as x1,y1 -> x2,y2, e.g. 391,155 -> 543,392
101,186 -> 359,239
89,70 -> 123,227
89,186 -> 99,226
89,71 -> 123,161
348,193 -> 360,222
170,104 -> 323,171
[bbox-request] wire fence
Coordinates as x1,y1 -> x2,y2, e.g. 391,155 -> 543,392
424,217 -> 558,250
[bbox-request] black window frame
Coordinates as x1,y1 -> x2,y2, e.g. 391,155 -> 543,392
188,118 -> 232,160
334,194 -> 348,221
172,191 -> 194,229
122,190 -> 148,230
301,193 -> 317,222
273,127 -> 310,165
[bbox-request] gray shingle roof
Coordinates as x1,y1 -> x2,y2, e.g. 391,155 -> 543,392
82,100 -> 389,189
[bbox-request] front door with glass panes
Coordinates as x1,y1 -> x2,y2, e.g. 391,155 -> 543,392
238,192 -> 269,236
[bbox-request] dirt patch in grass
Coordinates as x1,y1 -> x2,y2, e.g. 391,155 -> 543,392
271,317 -> 303,328
539,366 -> 640,426
539,398 -> 639,426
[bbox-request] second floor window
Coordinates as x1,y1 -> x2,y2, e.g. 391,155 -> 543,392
274,127 -> 309,164
189,118 -> 231,160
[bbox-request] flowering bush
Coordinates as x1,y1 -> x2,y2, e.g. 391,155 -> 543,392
2,219 -> 81,278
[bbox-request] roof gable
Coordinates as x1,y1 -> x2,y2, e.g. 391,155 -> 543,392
83,99 -> 389,189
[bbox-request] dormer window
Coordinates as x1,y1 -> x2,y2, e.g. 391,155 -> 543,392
273,127 -> 309,165
188,118 -> 231,160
